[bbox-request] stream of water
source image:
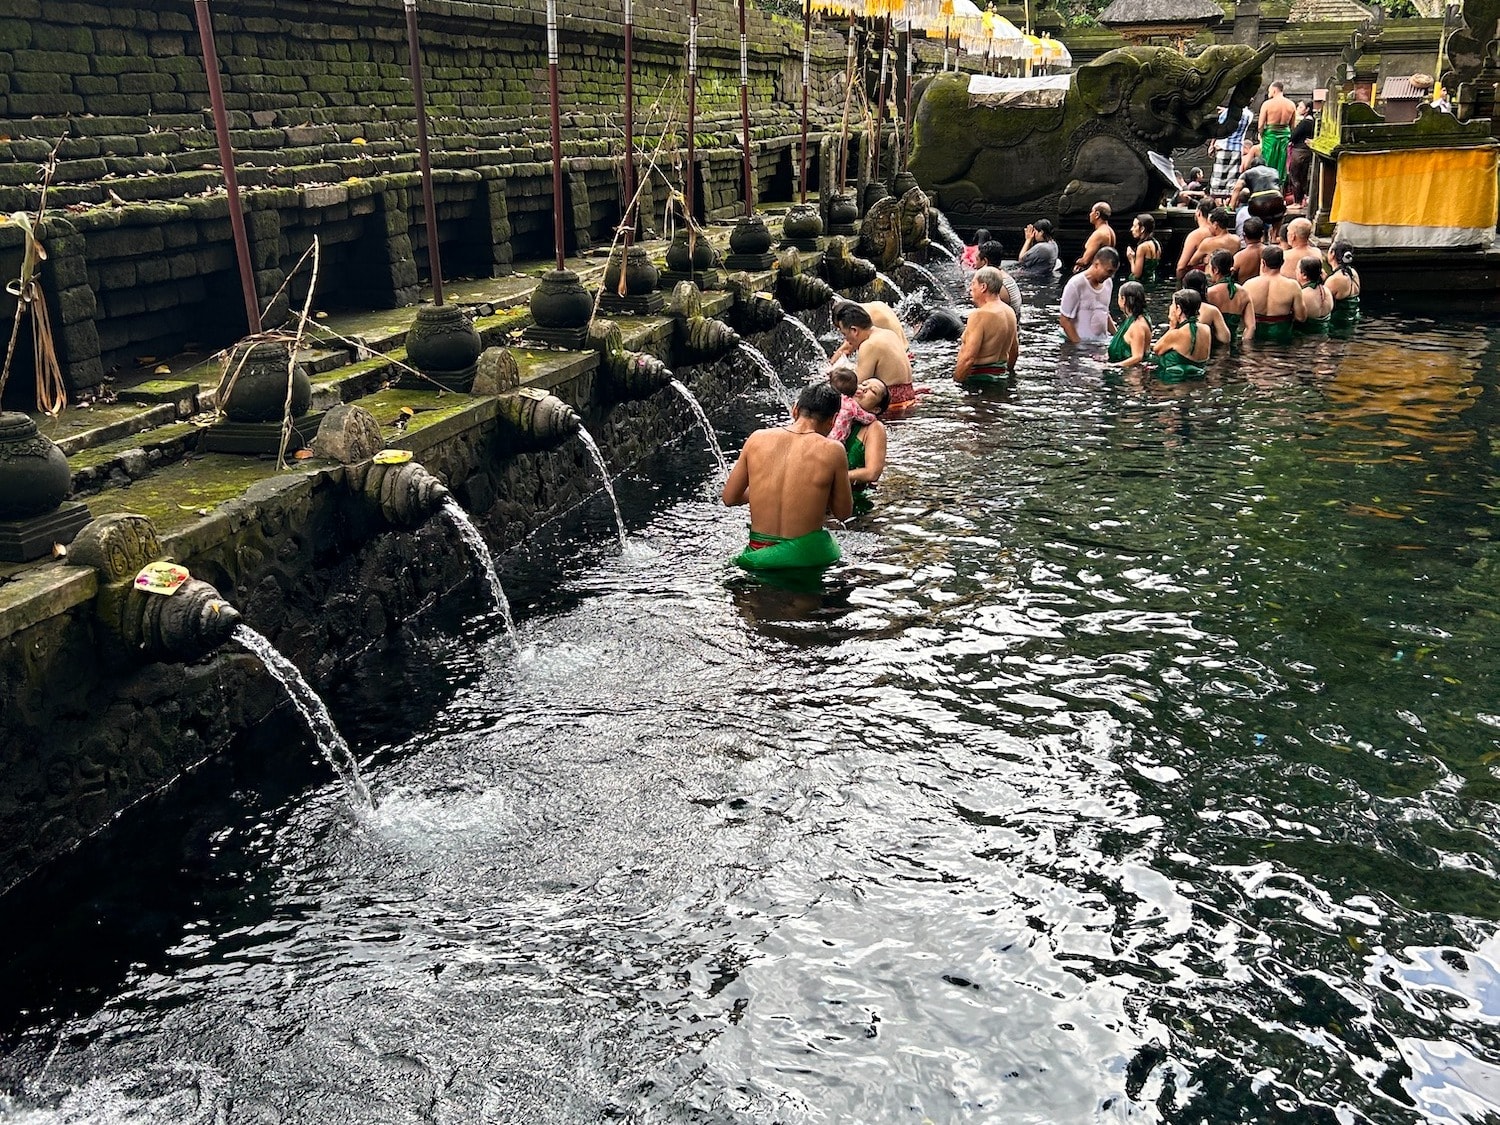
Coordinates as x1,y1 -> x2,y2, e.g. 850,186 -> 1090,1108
575,426 -> 629,551
2,286 -> 1499,1124
668,378 -> 728,478
442,496 -> 520,647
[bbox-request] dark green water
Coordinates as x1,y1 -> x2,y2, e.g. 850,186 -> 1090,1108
1,286 -> 1498,1123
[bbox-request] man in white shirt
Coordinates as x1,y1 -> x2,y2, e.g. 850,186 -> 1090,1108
1059,247 -> 1118,343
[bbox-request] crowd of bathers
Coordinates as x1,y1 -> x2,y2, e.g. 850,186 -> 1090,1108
723,188 -> 1363,573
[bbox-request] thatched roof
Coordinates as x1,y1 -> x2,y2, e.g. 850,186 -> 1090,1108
1098,0 -> 1225,26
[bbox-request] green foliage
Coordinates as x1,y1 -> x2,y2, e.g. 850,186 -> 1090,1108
752,0 -> 804,19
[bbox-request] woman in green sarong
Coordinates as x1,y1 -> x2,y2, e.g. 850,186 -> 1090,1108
1296,256 -> 1333,335
1151,289 -> 1211,381
1126,214 -> 1162,285
1108,281 -> 1151,368
1206,250 -> 1255,343
1326,240 -> 1361,329
845,378 -> 889,515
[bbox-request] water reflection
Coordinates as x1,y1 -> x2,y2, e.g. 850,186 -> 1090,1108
2,286 -> 1500,1123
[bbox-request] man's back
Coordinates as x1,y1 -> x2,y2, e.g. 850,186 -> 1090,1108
737,428 -> 850,539
1244,273 -> 1299,315
1233,243 -> 1263,282
857,325 -> 913,386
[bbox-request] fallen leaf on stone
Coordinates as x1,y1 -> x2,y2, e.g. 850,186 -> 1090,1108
352,137 -> 367,145
294,449 -> 314,459
154,364 -> 171,374
51,542 -> 67,558
315,311 -> 328,319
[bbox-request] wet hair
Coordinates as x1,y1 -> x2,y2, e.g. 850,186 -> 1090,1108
1182,269 -> 1209,297
1196,199 -> 1214,218
1172,288 -> 1203,321
1033,218 -> 1054,240
1242,216 -> 1265,242
1189,167 -> 1204,181
1330,240 -> 1356,270
1270,80 -> 1284,93
1133,213 -> 1155,236
828,365 -> 858,396
973,266 -> 1007,296
977,240 -> 1006,267
795,381 -> 842,422
1210,208 -> 1234,231
862,378 -> 891,415
832,301 -> 872,330
1092,202 -> 1112,220
1209,249 -> 1236,280
971,227 -> 991,247
1093,246 -> 1120,269
1118,280 -> 1147,318
1260,245 -> 1285,271
1299,255 -> 1325,286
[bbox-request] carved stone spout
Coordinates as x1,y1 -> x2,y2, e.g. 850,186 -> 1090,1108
589,319 -> 674,403
71,513 -> 242,662
773,255 -> 836,313
666,281 -> 741,363
819,238 -> 879,291
725,274 -> 787,335
496,387 -> 582,454
361,459 -> 451,527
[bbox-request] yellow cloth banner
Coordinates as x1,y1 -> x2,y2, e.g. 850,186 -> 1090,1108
1331,147 -> 1499,229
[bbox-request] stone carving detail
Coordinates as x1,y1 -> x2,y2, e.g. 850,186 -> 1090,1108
858,197 -> 903,271
590,318 -> 674,402
364,461 -> 451,528
899,186 -> 931,254
908,43 -> 1274,224
496,387 -> 582,453
313,404 -> 384,465
819,238 -> 879,291
70,513 -> 163,583
473,347 -> 521,395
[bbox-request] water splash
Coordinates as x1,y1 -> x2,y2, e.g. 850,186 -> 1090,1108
931,209 -> 966,254
441,497 -> 518,647
575,426 -> 629,551
926,241 -> 958,264
669,378 -> 729,478
736,341 -> 790,412
232,624 -> 373,809
897,260 -> 947,301
780,313 -> 828,373
874,271 -> 906,302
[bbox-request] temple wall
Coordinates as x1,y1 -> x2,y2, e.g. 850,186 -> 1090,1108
0,0 -> 855,400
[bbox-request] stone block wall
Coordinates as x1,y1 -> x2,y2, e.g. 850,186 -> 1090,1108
0,0 -> 856,404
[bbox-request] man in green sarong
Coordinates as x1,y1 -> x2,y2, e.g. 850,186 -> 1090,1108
1257,81 -> 1296,181
723,382 -> 852,572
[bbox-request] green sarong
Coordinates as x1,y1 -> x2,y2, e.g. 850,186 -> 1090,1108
1107,315 -> 1139,363
1153,323 -> 1207,381
960,362 -> 1012,387
1330,296 -> 1361,329
1253,314 -> 1295,344
734,528 -> 840,571
1261,124 -> 1291,180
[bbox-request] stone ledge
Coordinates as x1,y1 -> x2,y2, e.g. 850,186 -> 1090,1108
0,563 -> 97,642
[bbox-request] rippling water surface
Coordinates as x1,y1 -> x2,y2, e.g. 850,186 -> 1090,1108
3,281 -> 1500,1124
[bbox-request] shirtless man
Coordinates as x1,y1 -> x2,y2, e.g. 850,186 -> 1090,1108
1074,202 -> 1116,272
1241,244 -> 1303,343
832,301 -> 916,411
1233,216 -> 1266,282
1175,200 -> 1215,281
828,299 -> 908,365
954,267 -> 1020,385
723,381 -> 852,572
1258,81 -> 1297,180
1279,217 -> 1322,280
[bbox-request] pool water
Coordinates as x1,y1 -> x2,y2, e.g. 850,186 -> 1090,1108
1,281 -> 1499,1124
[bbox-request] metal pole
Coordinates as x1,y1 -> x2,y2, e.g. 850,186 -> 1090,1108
799,0 -> 810,203
623,0 -> 635,247
193,0 -> 261,334
740,0 -> 752,216
547,0 -> 566,270
874,16 -> 889,185
686,0 -> 698,222
403,0 -> 445,306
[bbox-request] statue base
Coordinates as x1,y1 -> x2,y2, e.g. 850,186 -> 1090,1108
826,222 -> 859,237
0,501 -> 91,563
723,252 -> 776,271
201,410 -> 329,456
522,324 -> 591,350
597,291 -> 665,317
780,237 -> 825,252
394,365 -> 477,393
658,269 -> 723,291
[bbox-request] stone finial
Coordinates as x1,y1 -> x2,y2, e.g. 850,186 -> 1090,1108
313,404 -> 385,464
69,513 -> 164,582
473,347 -> 521,395
587,318 -> 626,360
667,281 -> 703,321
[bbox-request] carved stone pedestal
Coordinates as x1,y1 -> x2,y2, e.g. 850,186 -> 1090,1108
0,501 -> 91,563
